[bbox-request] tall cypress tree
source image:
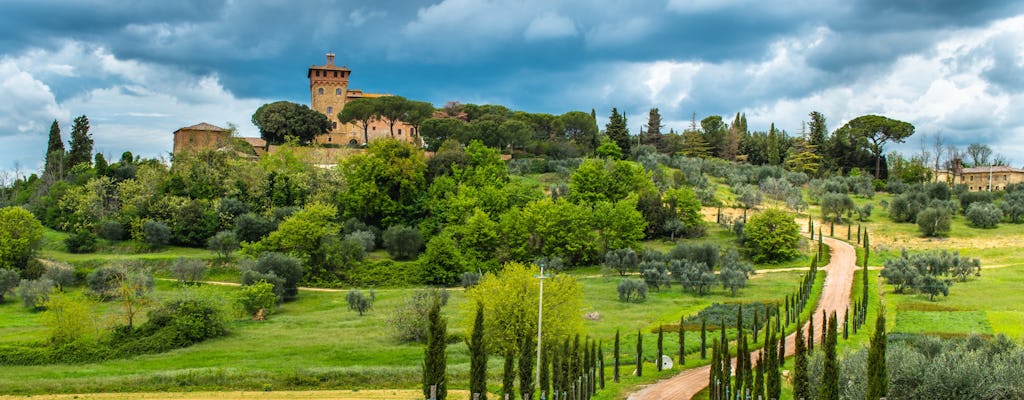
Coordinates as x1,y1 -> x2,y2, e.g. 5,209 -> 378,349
605,108 -> 630,156
700,319 -> 707,359
597,340 -> 605,390
539,345 -> 549,400
709,338 -> 721,400
808,314 -> 815,352
720,324 -> 730,396
423,300 -> 447,400
656,328 -> 664,371
867,308 -> 888,400
644,108 -> 663,150
66,115 -> 93,168
635,331 -> 643,377
752,349 -> 765,400
613,330 -> 620,383
741,334 -> 753,397
766,328 -> 781,400
819,312 -> 840,400
469,303 -> 487,399
43,120 -> 65,179
678,316 -> 686,365
519,335 -> 536,400
551,346 -> 561,399
503,351 -> 516,400
793,324 -> 809,400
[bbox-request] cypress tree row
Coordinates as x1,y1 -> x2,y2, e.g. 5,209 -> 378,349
519,335 -> 536,400
752,349 -> 765,400
597,340 -> 605,390
582,338 -> 591,399
635,331 -> 643,377
734,306 -> 744,397
818,312 -> 840,400
469,303 -> 487,399
572,335 -> 581,399
503,351 -> 516,400
539,345 -> 549,400
765,327 -> 781,400
678,316 -> 686,365
867,307 -> 888,400
843,307 -> 849,340
700,320 -> 707,359
657,328 -> 664,371
752,308 -> 759,343
423,300 -> 448,400
720,325 -> 731,397
590,340 -> 597,396
613,330 -> 620,383
807,314 -> 815,352
709,338 -> 721,400
551,346 -> 562,400
793,324 -> 809,400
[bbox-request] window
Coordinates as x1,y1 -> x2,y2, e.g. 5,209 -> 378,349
327,106 -> 333,115
398,128 -> 402,135
315,71 -> 320,77
334,71 -> 338,77
332,121 -> 337,129
336,88 -> 342,95
970,176 -> 974,182
1005,175 -> 1009,181
327,136 -> 332,142
318,88 -> 324,95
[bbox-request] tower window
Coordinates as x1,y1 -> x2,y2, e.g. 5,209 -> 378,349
327,106 -> 333,115
334,71 -> 338,77
336,88 -> 342,95
332,122 -> 337,129
316,71 -> 321,77
318,88 -> 324,95
398,128 -> 402,135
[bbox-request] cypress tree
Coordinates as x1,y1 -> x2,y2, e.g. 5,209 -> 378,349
43,120 -> 65,179
867,307 -> 888,400
793,324 -> 809,400
423,300 -> 447,400
829,221 -> 834,237
847,223 -> 851,240
590,340 -> 597,395
597,340 -> 605,390
818,228 -> 823,259
807,314 -> 814,352
605,108 -> 631,156
581,338 -> 591,396
843,307 -> 849,340
809,219 -> 814,239
678,316 -> 686,365
765,327 -> 780,400
752,308 -> 759,343
700,319 -> 707,359
709,338 -> 720,400
469,303 -> 487,399
551,346 -> 562,399
539,346 -> 549,400
734,332 -> 745,397
572,335 -> 581,399
519,335 -> 536,400
656,328 -> 664,371
503,351 -> 515,400
778,328 -> 786,366
635,331 -> 643,377
819,313 -> 839,400
752,349 -> 765,400
613,330 -> 620,383
821,310 -> 827,345
741,334 -> 753,397
720,324 -> 730,396
66,115 -> 93,168
857,224 -> 862,244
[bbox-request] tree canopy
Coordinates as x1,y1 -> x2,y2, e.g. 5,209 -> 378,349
252,101 -> 331,144
838,115 -> 914,178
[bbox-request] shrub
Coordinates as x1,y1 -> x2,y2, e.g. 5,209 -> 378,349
605,248 -> 639,276
346,289 -> 375,316
245,252 -> 303,301
744,208 -> 800,263
389,289 -> 448,342
381,225 -> 423,260
17,278 -> 54,310
233,213 -> 274,243
97,219 -> 127,241
41,261 -> 76,289
237,281 -> 277,318
917,207 -> 951,237
0,206 -> 44,272
42,293 -> 96,344
86,266 -> 124,300
958,191 -> 996,214
460,271 -> 482,288
143,220 -> 171,248
64,231 -> 97,254
965,202 -> 1001,229
206,230 -> 239,259
668,242 -> 719,267
0,268 -> 20,302
133,296 -> 227,348
240,268 -> 285,300
169,258 -> 207,285
344,230 -> 376,253
617,279 -> 647,302
217,198 -> 249,219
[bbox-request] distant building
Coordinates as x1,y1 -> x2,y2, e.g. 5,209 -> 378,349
173,123 -> 230,154
308,53 -> 416,146
934,165 -> 1024,191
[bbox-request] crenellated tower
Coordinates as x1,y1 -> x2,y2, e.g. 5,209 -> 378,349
308,53 -> 350,133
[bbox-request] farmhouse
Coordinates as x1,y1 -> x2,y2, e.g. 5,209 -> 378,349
934,165 -> 1024,191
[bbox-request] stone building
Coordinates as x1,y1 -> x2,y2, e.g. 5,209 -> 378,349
172,123 -> 230,154
307,53 -> 416,146
934,165 -> 1024,191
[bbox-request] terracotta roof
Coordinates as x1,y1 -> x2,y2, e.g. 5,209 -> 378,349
960,165 -> 1024,174
175,122 -> 227,133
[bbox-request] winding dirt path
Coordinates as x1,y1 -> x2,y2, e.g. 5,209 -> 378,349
628,236 -> 857,400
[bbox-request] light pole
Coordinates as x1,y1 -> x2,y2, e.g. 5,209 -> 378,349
536,263 -> 549,399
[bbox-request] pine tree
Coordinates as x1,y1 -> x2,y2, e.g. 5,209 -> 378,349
793,324 -> 809,400
656,328 -> 664,371
700,319 -> 707,359
605,108 -> 630,157
613,330 -> 620,383
678,316 -> 686,365
644,108 -> 663,150
66,115 -> 93,168
503,351 -> 516,400
819,312 -> 839,400
43,120 -> 65,179
423,300 -> 447,400
635,331 -> 643,377
867,307 -> 888,400
469,303 -> 487,399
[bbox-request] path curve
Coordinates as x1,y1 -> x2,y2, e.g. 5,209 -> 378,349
628,236 -> 857,400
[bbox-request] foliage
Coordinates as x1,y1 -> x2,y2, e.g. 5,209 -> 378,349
42,293 -> 97,344
1000,190 -> 1024,223
468,302 -> 487,399
916,207 -> 951,237
881,249 -> 979,299
0,206 -> 44,271
389,289 -> 449,343
233,213 -> 275,243
964,202 -> 1001,228
97,219 -> 126,241
567,158 -> 651,204
236,280 -> 277,318
169,258 -> 207,285
617,279 -> 648,302
718,249 -> 753,295
142,220 -> 171,248
838,114 -> 914,178
207,230 -> 240,259
465,262 -> 583,356
605,108 -> 630,156
744,208 -> 801,263
243,252 -> 303,301
63,231 -> 97,253
381,225 -> 423,261
344,230 -> 376,252
593,198 -> 648,254
251,101 -> 331,144
672,260 -> 717,295
17,278 -> 54,310
0,268 -> 19,302
345,289 -> 375,316
605,248 -> 639,276
66,115 -> 94,168
41,261 -> 76,289
422,299 -> 447,400
820,192 -> 854,223
130,295 -> 227,349
499,198 -> 598,266
338,139 -> 427,227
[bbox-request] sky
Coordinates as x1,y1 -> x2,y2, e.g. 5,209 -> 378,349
2,0 -> 1024,176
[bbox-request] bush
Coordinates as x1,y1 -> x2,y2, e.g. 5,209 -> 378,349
617,279 -> 647,302
237,280 -> 277,318
64,231 -> 97,254
744,208 -> 801,263
206,230 -> 239,259
169,258 -> 207,285
0,206 -> 44,272
97,219 -> 126,241
460,271 -> 482,288
0,268 -> 20,302
668,242 -> 719,267
143,220 -> 171,248
17,278 -> 54,310
218,198 -> 249,219
42,293 -> 96,344
133,296 -> 227,348
959,191 -> 996,214
965,202 -> 1001,228
240,267 -> 285,300
381,225 -> 423,260
41,261 -> 76,289
605,248 -> 639,276
346,289 -> 375,316
344,230 -> 376,253
917,207 -> 951,237
86,266 -> 124,300
245,252 -> 303,301
389,289 -> 448,342
233,213 -> 274,243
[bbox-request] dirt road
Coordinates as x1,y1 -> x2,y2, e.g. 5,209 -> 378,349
628,236 -> 857,400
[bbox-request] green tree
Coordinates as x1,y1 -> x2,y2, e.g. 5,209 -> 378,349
819,313 -> 840,400
744,208 -> 801,263
821,192 -> 854,223
420,118 -> 471,151
562,111 -> 599,154
382,225 -> 423,261
793,322 -> 809,400
613,329 -> 620,382
605,108 -> 630,156
252,101 -> 331,144
636,330 -> 643,377
44,120 -> 66,179
423,299 -> 448,400
867,308 -> 887,400
374,95 -> 412,138
700,115 -> 727,157
404,100 -> 436,145
593,198 -> 647,255
503,351 -> 516,400
807,111 -> 828,158
42,292 -> 96,344
66,115 -> 93,168
346,289 -> 374,316
0,207 -> 44,271
338,139 -> 427,226
259,202 -> 339,263
237,280 -> 277,318
469,302 -> 488,399
839,115 -> 915,178
682,129 -> 711,158
518,335 -> 536,400
0,268 -> 19,303
916,207 -> 951,237
207,230 -> 239,260
337,97 -> 378,145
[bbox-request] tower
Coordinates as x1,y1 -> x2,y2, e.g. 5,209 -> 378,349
308,53 -> 350,133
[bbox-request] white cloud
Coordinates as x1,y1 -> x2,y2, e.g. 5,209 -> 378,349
524,12 -> 577,41
584,17 -> 652,48
0,60 -> 68,134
